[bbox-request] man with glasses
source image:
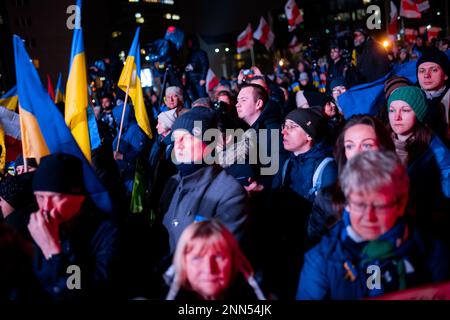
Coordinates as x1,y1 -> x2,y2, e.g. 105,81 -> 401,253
297,150 -> 450,300
274,108 -> 337,203
267,107 -> 337,299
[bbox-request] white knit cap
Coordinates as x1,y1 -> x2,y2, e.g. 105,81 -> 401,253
295,90 -> 309,108
158,109 -> 177,130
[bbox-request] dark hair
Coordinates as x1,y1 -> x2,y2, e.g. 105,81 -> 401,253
240,83 -> 269,106
334,114 -> 395,173
388,117 -> 432,166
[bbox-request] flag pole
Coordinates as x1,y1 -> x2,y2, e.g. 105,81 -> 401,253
18,106 -> 28,173
115,85 -> 130,153
250,46 -> 255,66
384,0 -> 389,34
445,0 -> 449,37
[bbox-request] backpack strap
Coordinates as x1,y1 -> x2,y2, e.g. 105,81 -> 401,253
308,157 -> 334,197
281,157 -> 291,187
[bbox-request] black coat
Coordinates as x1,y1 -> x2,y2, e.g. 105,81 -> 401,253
186,49 -> 209,83
32,204 -> 120,300
355,38 -> 390,84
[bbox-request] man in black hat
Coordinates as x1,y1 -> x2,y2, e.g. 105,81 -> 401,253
28,153 -> 119,299
416,48 -> 450,139
266,108 -> 338,299
159,107 -> 248,254
14,154 -> 38,175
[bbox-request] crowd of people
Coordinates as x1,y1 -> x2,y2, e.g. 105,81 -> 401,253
1,25 -> 449,301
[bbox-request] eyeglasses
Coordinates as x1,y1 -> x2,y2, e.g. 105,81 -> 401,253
281,123 -> 300,131
347,198 -> 401,214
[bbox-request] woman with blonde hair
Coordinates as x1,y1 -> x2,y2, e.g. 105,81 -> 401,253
165,220 -> 265,300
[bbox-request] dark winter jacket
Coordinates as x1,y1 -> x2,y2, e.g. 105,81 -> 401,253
112,104 -> 149,194
160,165 -> 248,253
272,142 -> 337,203
32,204 -> 120,300
355,38 -> 390,84
297,216 -> 450,300
221,100 -> 285,188
186,49 -> 209,83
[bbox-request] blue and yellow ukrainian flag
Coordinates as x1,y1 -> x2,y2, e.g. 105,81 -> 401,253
0,86 -> 18,111
13,35 -> 112,213
118,27 -> 152,139
54,72 -> 65,104
65,0 -> 91,162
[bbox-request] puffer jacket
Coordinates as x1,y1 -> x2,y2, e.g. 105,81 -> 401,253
160,165 -> 248,253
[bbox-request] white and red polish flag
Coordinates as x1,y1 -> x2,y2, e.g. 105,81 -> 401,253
400,0 -> 421,19
237,24 -> 254,53
416,0 -> 430,12
388,1 -> 398,41
206,68 -> 219,92
288,35 -> 301,54
285,0 -> 303,32
427,27 -> 442,42
404,28 -> 418,43
253,17 -> 275,50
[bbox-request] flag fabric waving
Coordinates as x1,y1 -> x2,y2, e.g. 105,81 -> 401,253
289,35 -> 301,54
388,1 -> 398,41
54,72 -> 65,104
13,34 -> 112,213
338,60 -> 417,119
0,86 -> 18,112
400,0 -> 421,19
47,74 -> 55,101
253,17 -> 274,50
65,0 -> 91,162
285,0 -> 303,32
237,24 -> 254,54
118,27 -> 152,139
206,68 -> 219,92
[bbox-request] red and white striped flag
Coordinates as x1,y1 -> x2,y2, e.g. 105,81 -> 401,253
253,17 -> 274,50
206,68 -> 219,93
416,0 -> 430,12
419,26 -> 427,35
400,0 -> 421,19
404,28 -> 418,43
237,23 -> 254,53
427,27 -> 442,42
288,35 -> 301,54
285,0 -> 303,32
388,1 -> 398,41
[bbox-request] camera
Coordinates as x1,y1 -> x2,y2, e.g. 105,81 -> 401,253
243,69 -> 254,76
212,100 -> 229,114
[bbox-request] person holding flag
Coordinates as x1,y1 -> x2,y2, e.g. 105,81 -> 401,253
113,27 -> 151,197
12,32 -> 119,299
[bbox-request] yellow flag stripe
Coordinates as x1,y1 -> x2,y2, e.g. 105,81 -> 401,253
118,56 -> 152,139
65,53 -> 91,162
19,105 -> 50,162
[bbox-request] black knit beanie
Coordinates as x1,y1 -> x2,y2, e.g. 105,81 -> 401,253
286,108 -> 326,142
171,107 -> 218,139
32,153 -> 85,195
